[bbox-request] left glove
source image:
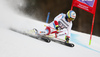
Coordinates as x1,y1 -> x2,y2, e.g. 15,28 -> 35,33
65,36 -> 70,43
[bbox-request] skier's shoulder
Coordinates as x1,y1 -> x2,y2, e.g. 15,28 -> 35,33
55,13 -> 66,19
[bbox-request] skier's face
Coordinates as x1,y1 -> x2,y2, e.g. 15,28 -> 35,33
67,18 -> 72,22
69,18 -> 74,21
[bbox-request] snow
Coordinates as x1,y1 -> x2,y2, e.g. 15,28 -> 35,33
0,0 -> 100,57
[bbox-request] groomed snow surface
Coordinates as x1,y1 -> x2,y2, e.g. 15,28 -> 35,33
0,0 -> 100,57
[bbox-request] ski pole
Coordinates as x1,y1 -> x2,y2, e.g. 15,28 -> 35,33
46,12 -> 50,23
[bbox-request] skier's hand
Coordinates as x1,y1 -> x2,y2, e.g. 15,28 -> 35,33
65,36 -> 70,41
55,25 -> 60,31
66,37 -> 69,41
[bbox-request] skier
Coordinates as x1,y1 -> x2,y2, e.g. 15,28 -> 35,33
35,10 -> 76,43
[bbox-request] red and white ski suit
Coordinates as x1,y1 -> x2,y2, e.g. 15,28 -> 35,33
45,13 -> 72,39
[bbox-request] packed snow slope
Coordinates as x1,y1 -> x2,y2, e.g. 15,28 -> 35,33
0,0 -> 100,57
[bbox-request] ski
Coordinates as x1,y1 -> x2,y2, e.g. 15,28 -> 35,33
30,28 -> 75,47
9,28 -> 74,47
64,42 -> 74,47
9,28 -> 51,43
49,37 -> 75,47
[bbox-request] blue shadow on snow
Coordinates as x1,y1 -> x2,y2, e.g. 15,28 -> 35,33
70,33 -> 100,53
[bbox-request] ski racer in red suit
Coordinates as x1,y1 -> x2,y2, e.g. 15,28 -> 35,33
37,10 -> 76,43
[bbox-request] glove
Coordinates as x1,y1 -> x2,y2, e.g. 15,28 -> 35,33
65,36 -> 70,43
55,25 -> 59,30
66,37 -> 69,41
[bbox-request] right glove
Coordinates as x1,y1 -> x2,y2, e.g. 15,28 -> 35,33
55,25 -> 59,31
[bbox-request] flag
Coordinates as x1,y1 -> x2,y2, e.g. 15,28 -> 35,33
71,0 -> 97,14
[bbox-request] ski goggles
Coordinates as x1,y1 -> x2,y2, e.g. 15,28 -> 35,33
69,18 -> 74,21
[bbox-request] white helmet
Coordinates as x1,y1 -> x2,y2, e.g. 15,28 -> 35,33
67,10 -> 76,21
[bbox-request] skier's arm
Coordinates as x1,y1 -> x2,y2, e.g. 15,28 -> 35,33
54,13 -> 64,30
54,20 -> 59,30
54,13 -> 64,21
65,22 -> 72,38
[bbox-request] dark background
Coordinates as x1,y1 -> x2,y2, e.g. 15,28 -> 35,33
20,0 -> 100,36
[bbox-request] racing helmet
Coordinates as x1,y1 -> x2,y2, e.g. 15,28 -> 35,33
66,10 -> 76,21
